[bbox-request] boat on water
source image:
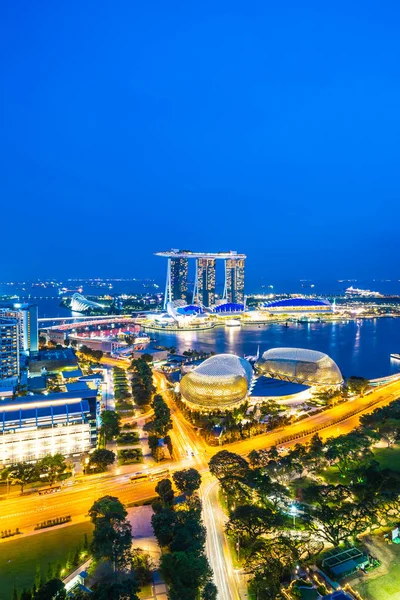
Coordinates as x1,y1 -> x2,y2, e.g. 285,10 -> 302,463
225,319 -> 241,328
132,334 -> 151,344
390,354 -> 400,361
345,286 -> 383,298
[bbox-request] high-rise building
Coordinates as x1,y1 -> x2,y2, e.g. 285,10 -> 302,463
195,258 -> 216,306
155,250 -> 246,309
0,318 -> 20,383
224,258 -> 245,303
0,303 -> 38,356
168,256 -> 188,305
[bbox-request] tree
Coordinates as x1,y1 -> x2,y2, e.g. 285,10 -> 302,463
161,551 -> 212,600
130,358 -> 155,406
209,451 -> 250,480
209,451 -> 253,503
34,579 -> 66,600
131,548 -> 154,586
88,449 -> 115,473
164,434 -> 173,458
37,454 -> 69,487
347,376 -> 370,396
202,581 -> 218,600
3,462 -> 38,494
170,510 -> 207,554
325,430 -> 376,477
226,505 -> 282,541
173,468 -> 201,498
90,579 -> 140,600
151,509 -> 177,547
89,496 -> 132,570
141,354 -> 153,363
100,410 -> 121,443
249,561 -> 284,600
144,395 -> 172,438
155,478 -> 175,508
303,484 -> 370,545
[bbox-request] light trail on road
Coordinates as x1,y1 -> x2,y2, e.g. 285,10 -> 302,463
202,478 -> 241,600
2,370 -> 400,597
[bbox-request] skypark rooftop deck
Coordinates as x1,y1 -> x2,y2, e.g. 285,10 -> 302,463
155,250 -> 246,259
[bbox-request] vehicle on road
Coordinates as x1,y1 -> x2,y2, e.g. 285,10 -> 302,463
38,486 -> 61,495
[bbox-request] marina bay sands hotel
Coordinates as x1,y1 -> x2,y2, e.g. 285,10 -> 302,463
155,250 -> 246,309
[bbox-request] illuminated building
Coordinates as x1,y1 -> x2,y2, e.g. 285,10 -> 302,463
170,256 -> 188,303
256,347 -> 343,387
70,293 -> 105,313
194,258 -> 216,306
0,303 -> 38,356
155,250 -> 246,309
224,258 -> 245,303
180,353 -> 253,410
260,297 -> 332,313
0,390 -> 98,466
0,318 -> 20,387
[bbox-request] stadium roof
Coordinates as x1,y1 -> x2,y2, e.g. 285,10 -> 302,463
256,347 -> 343,386
262,297 -> 331,308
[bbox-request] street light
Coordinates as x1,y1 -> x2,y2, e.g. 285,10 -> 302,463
290,504 -> 298,528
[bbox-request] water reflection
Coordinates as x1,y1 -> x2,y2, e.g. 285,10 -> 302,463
152,319 -> 400,379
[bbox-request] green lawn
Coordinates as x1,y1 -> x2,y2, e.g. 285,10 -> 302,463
0,522 -> 93,600
356,559 -> 400,600
372,445 -> 400,473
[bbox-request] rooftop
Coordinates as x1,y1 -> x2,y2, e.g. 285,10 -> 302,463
262,297 -> 332,308
155,250 -> 246,259
0,388 -> 97,411
61,368 -> 84,380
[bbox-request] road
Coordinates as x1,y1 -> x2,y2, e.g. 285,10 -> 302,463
2,370 -> 400,598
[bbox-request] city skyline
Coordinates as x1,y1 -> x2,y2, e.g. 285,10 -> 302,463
2,3 -> 400,599
1,2 -> 400,281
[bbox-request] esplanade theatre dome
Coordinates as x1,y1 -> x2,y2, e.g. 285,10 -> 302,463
256,348 -> 343,387
180,354 -> 253,410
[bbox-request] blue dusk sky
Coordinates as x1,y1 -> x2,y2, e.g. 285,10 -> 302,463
1,1 -> 400,285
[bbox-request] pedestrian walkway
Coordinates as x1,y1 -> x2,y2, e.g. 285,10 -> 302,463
128,505 -> 168,600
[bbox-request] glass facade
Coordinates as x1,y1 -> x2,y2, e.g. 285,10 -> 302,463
0,318 -> 19,381
196,258 -> 216,306
0,394 -> 98,465
256,347 -> 343,386
170,257 -> 188,302
225,258 -> 245,303
180,354 -> 253,410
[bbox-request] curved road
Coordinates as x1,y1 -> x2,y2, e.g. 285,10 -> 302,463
1,371 -> 400,598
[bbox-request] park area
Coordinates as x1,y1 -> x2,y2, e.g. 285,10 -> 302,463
0,522 -> 93,599
352,536 -> 400,600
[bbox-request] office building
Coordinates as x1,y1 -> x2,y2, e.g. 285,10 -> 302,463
224,258 -> 245,303
0,318 -> 20,387
195,258 -> 216,306
0,390 -> 98,465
